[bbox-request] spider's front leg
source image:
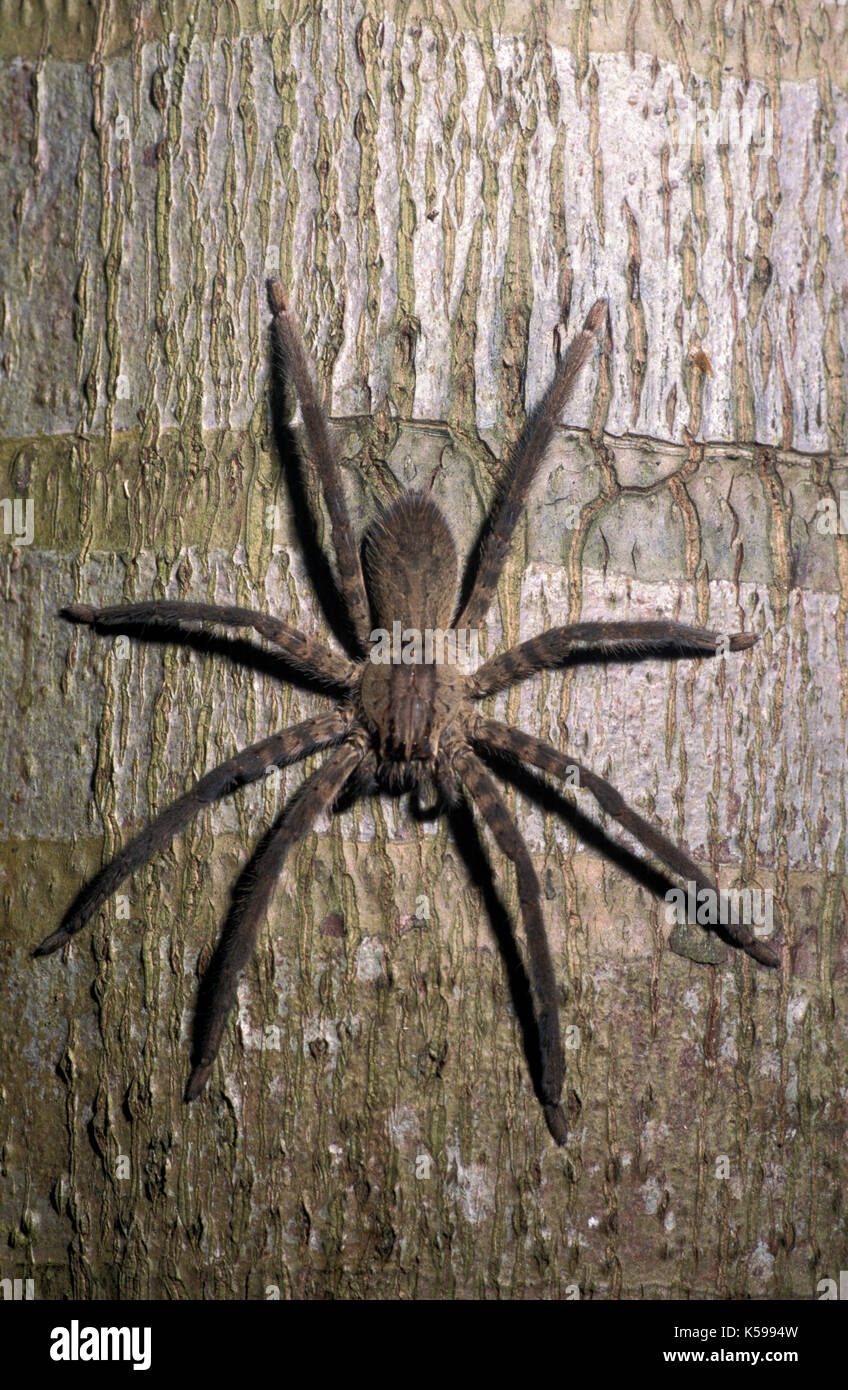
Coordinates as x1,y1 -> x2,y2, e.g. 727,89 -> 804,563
266,277 -> 372,656
457,298 -> 608,632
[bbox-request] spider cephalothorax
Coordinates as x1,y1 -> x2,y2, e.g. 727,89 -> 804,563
359,492 -> 468,777
36,277 -> 780,1145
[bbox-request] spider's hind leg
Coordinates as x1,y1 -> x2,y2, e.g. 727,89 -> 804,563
447,743 -> 570,1146
185,736 -> 366,1101
456,298 -> 608,632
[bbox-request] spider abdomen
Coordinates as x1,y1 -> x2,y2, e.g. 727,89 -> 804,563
360,490 -> 469,763
364,491 -> 459,630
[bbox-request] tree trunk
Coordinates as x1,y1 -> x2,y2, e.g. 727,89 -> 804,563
2,0 -> 846,1300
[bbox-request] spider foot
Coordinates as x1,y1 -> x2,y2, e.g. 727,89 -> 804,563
583,299 -> 608,333
60,604 -> 98,624
33,928 -> 70,957
744,936 -> 782,968
266,276 -> 287,315
543,1101 -> 569,1147
185,1060 -> 214,1102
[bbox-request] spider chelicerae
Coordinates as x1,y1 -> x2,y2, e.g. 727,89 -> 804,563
36,277 -> 781,1145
